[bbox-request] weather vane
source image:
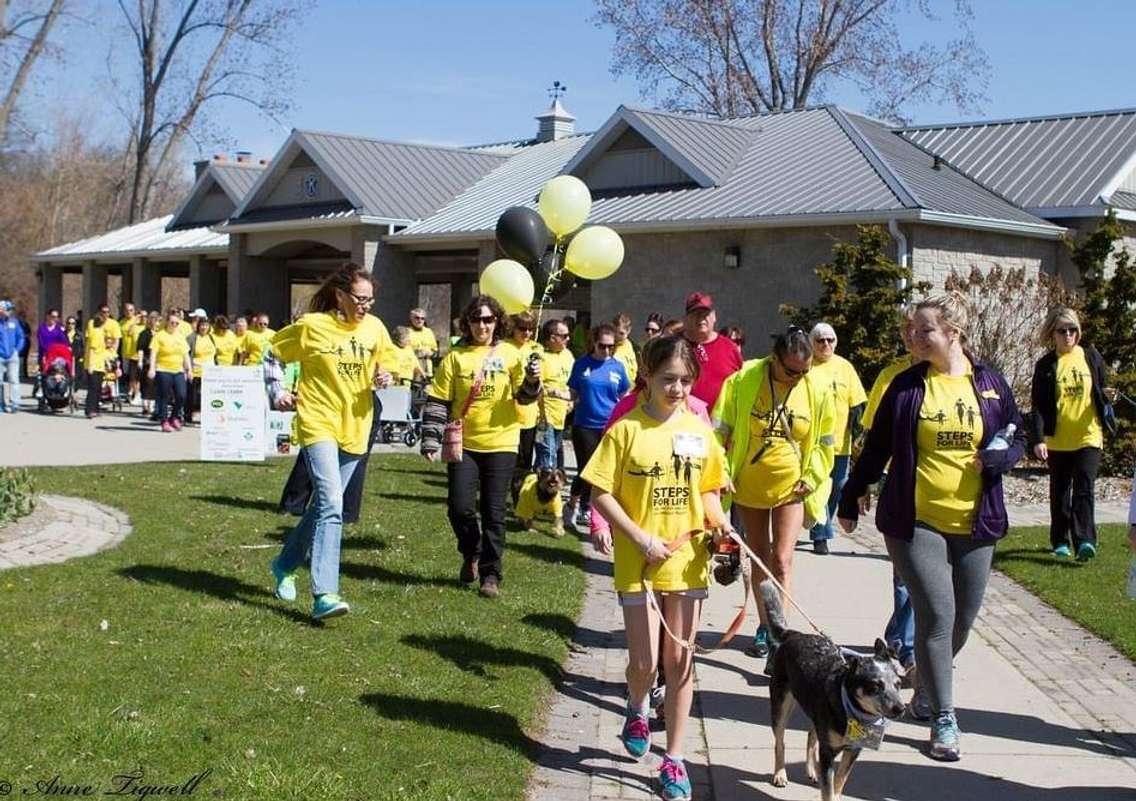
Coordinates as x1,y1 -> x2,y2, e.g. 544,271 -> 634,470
547,81 -> 567,101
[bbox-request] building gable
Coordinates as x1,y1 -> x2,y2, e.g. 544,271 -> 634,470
166,161 -> 264,232
579,127 -> 695,192
260,154 -> 348,208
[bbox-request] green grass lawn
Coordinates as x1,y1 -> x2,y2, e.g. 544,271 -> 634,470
0,455 -> 586,801
994,523 -> 1135,661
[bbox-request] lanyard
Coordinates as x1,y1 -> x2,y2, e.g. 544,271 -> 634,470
750,367 -> 799,464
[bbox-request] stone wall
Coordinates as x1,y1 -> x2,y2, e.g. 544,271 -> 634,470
907,224 -> 1060,287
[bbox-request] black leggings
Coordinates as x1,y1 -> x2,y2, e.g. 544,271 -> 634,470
84,370 -> 104,415
512,426 -> 537,503
570,426 -> 604,506
447,450 -> 516,580
1047,447 -> 1101,550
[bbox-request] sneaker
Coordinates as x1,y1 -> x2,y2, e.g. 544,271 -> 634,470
813,539 -> 830,555
620,709 -> 650,758
745,624 -> 770,658
1076,542 -> 1097,562
270,556 -> 297,602
459,557 -> 479,585
160,421 -> 173,433
311,593 -> 350,620
1053,544 -> 1072,558
649,684 -> 666,711
573,508 -> 591,535
908,685 -> 932,721
929,711 -> 961,761
658,756 -> 692,801
564,501 -> 579,524
171,417 -> 183,431
479,575 -> 500,599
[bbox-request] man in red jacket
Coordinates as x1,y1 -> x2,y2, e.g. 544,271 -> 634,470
683,291 -> 742,409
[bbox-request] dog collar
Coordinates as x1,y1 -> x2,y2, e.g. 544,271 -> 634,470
841,685 -> 888,751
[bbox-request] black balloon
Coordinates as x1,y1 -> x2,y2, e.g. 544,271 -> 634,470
534,249 -> 577,304
496,206 -> 550,265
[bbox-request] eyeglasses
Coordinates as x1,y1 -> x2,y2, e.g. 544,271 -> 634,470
549,331 -> 569,339
516,327 -> 534,334
813,337 -> 836,345
347,292 -> 374,308
1055,327 -> 1079,335
470,314 -> 496,325
778,357 -> 809,378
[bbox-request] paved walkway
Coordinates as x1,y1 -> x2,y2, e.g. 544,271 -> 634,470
526,505 -> 1136,801
0,494 -> 132,569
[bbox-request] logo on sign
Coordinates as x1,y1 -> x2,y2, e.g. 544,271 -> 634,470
211,399 -> 224,409
302,173 -> 319,198
234,401 -> 244,410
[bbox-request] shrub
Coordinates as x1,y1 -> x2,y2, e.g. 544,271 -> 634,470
0,468 -> 35,525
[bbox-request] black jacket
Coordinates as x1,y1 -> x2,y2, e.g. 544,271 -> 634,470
1029,344 -> 1114,445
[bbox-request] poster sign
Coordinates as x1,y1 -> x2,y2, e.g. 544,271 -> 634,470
200,366 -> 267,462
266,411 -> 296,456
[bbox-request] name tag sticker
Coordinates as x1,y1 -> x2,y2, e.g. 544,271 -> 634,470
673,432 -> 707,458
980,389 -> 1000,399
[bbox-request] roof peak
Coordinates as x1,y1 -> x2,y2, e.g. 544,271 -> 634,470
292,128 -> 509,159
899,105 -> 1136,132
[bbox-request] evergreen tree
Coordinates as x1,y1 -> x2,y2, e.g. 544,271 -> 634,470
781,225 -> 923,388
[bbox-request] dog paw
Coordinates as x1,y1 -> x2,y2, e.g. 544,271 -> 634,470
771,769 -> 788,788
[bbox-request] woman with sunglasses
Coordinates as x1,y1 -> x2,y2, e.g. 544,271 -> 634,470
712,327 -> 835,669
268,262 -> 397,621
420,295 -> 542,599
642,312 -> 663,343
566,323 -> 633,534
1029,307 -> 1116,561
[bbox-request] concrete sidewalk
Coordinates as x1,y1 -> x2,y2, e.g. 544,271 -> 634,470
527,518 -> 1136,801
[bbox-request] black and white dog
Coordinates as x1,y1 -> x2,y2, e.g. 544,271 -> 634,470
760,581 -> 906,801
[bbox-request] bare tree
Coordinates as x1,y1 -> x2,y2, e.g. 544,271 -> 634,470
114,0 -> 303,223
592,0 -> 989,123
0,0 -> 67,147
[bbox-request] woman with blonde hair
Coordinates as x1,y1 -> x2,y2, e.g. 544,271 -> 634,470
838,292 -> 1025,762
1029,307 -> 1115,561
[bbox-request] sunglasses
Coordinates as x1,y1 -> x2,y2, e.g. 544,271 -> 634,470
778,357 -> 809,378
1055,327 -> 1079,335
645,326 -> 660,333
411,316 -> 425,321
595,342 -> 616,351
469,314 -> 496,324
516,327 -> 534,333
549,331 -> 569,339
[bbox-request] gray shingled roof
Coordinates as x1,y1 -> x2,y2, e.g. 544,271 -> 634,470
899,108 -> 1136,212
230,130 -> 509,224
397,106 -> 1059,240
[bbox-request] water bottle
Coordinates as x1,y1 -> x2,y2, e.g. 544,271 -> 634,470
987,423 -> 1016,451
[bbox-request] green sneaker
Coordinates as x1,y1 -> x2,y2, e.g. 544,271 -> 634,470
1052,544 -> 1072,558
1076,542 -> 1097,562
270,556 -> 296,602
745,624 -> 770,658
312,593 -> 350,620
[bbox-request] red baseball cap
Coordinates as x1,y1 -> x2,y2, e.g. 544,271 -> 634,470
685,292 -> 713,314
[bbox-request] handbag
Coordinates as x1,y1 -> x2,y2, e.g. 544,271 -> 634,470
441,346 -> 496,463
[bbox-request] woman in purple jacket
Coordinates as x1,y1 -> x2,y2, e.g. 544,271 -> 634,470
37,308 -> 70,358
838,292 -> 1024,764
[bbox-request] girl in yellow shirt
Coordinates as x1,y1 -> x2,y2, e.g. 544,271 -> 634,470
269,263 -> 397,622
185,317 -> 217,424
582,335 -> 730,800
210,316 -> 239,366
147,310 -> 191,432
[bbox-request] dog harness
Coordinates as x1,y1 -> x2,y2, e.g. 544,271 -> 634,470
841,685 -> 888,750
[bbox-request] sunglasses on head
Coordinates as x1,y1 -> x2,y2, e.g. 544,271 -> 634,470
1055,327 -> 1078,335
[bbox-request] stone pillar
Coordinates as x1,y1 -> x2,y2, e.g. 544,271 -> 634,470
228,233 -> 288,323
370,239 -> 417,327
131,258 -> 161,312
190,256 -> 223,316
81,261 -> 108,319
120,262 -> 135,305
38,263 -> 63,321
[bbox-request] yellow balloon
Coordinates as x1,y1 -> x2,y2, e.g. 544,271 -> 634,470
565,226 -> 625,280
538,175 -> 592,238
480,259 -> 534,314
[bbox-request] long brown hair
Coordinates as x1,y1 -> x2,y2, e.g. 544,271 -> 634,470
309,262 -> 374,314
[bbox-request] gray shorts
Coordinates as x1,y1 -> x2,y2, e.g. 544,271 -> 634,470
618,588 -> 709,607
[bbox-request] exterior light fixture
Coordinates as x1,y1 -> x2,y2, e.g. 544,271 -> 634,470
724,246 -> 741,269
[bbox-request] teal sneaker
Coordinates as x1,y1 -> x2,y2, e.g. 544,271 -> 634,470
620,709 -> 650,759
1076,542 -> 1097,562
745,624 -> 770,658
270,556 -> 296,602
930,711 -> 961,761
658,756 -> 692,801
1053,544 -> 1072,558
311,593 -> 350,621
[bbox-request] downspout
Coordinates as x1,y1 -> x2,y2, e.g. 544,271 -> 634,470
888,218 -> 911,290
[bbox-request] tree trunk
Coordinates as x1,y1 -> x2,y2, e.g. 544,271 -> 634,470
0,0 -> 66,148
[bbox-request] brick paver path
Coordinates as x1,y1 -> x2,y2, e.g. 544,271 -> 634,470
0,495 -> 132,569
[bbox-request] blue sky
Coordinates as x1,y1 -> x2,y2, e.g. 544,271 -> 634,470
30,0 -> 1136,169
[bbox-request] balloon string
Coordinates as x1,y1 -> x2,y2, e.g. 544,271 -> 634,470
534,241 -> 564,332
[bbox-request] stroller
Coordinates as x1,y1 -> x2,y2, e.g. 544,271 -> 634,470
376,382 -> 423,447
37,342 -> 77,414
99,356 -> 126,412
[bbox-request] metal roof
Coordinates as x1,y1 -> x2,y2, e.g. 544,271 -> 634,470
898,108 -> 1136,212
1110,190 -> 1136,211
167,161 -> 265,231
397,106 -> 1058,240
34,215 -> 227,263
230,130 -> 509,224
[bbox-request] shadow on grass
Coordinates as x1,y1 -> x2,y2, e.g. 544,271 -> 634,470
339,560 -> 454,588
376,492 -> 446,504
117,564 -> 310,624
994,548 -> 1087,568
402,633 -> 562,682
509,541 -> 598,574
190,494 -> 282,513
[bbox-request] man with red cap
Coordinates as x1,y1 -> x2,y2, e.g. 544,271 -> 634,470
683,292 -> 742,409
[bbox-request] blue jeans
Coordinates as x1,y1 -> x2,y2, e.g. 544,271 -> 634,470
277,440 -> 362,596
155,371 -> 187,422
810,454 -> 850,542
0,353 -> 19,411
884,572 -> 915,665
534,425 -> 564,470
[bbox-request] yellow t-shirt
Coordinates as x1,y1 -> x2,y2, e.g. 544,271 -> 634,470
1046,346 -> 1103,451
540,348 -> 576,430
243,330 -> 269,366
915,369 -> 984,535
864,356 -> 915,430
581,406 -> 726,593
190,333 -> 217,379
810,354 -> 867,456
408,326 -> 438,356
212,330 -> 239,366
506,340 -> 543,429
119,318 -> 139,359
614,339 -> 638,385
151,329 -> 189,373
176,320 -> 193,338
392,345 -> 420,385
272,313 -> 397,455
514,473 -> 565,521
429,344 -> 526,453
734,376 -> 813,509
84,318 -> 122,371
